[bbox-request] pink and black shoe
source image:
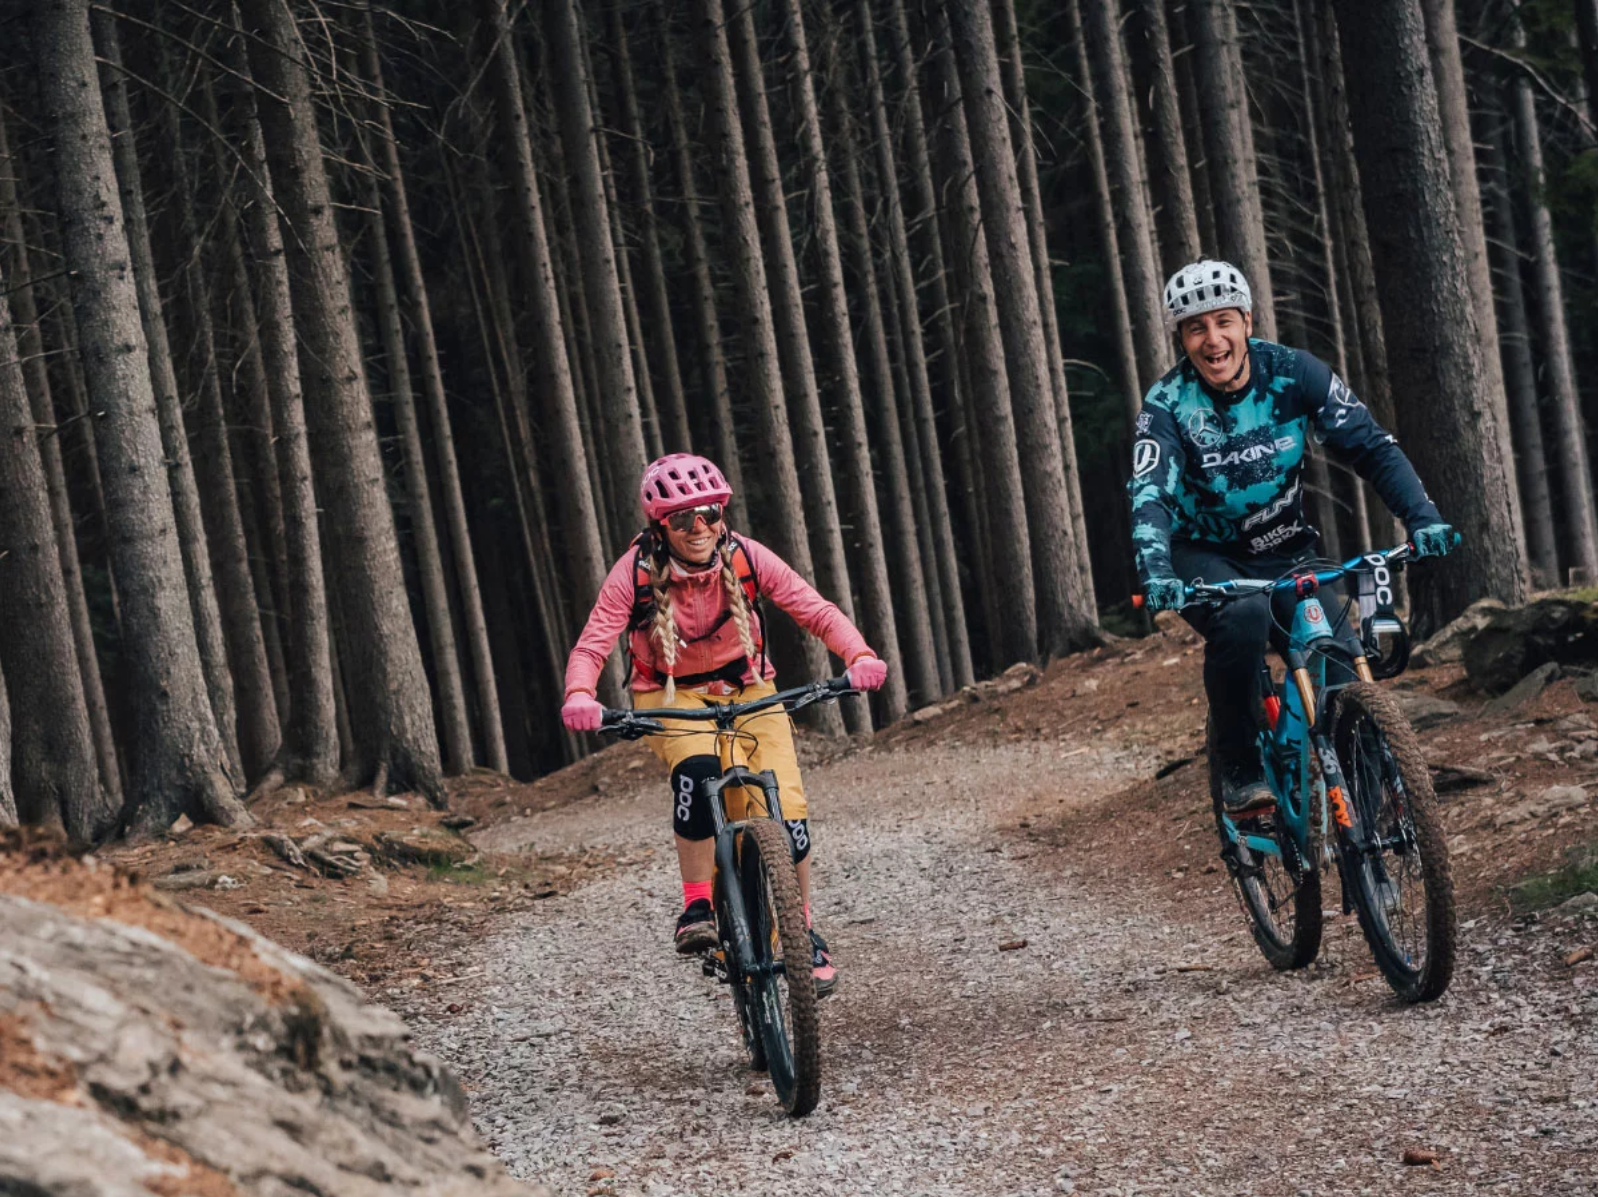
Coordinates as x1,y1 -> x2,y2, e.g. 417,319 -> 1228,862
674,898 -> 717,954
808,927 -> 837,998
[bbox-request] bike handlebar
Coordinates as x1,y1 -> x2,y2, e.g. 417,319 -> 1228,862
1132,538 -> 1447,611
598,676 -> 858,740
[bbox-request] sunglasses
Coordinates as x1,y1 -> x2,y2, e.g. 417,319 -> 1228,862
664,503 -> 725,532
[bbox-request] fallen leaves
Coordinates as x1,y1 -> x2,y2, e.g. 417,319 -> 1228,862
1402,1147 -> 1441,1168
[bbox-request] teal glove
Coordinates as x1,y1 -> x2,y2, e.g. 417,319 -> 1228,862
1144,576 -> 1188,612
1411,523 -> 1458,558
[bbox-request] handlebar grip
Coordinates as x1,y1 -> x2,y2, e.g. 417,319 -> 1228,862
825,675 -> 856,694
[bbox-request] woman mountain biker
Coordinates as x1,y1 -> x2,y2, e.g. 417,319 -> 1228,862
1128,259 -> 1456,816
560,453 -> 887,997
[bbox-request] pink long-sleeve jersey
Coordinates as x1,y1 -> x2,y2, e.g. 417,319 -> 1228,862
563,534 -> 872,697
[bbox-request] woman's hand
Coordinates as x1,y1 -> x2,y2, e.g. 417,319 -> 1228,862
561,692 -> 604,732
846,655 -> 888,691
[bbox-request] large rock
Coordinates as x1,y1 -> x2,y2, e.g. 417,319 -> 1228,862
0,845 -> 543,1196
1412,597 -> 1506,667
1390,690 -> 1463,731
1462,596 -> 1598,695
1482,661 -> 1561,716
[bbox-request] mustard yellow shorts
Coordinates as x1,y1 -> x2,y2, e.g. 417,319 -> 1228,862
633,679 -> 807,822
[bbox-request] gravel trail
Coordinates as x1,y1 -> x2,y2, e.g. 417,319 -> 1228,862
409,731 -> 1598,1197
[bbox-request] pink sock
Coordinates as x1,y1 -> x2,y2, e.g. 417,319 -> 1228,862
683,880 -> 713,909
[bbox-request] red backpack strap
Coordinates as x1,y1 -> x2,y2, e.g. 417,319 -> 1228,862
628,529 -> 655,631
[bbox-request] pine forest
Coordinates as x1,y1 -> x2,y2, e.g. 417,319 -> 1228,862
2,0 -> 1597,840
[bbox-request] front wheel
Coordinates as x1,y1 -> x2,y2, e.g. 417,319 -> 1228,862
1209,717 -> 1322,971
1332,682 -> 1456,1003
739,818 -> 820,1115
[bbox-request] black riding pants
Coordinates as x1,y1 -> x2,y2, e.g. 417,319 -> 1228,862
1170,540 -> 1359,770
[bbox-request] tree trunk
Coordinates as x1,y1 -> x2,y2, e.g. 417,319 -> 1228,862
1574,0 -> 1598,129
359,11 -> 508,773
727,0 -> 866,727
1334,0 -> 1528,631
0,109 -> 120,801
0,271 -> 110,839
1080,0 -> 1168,391
1509,9 -> 1598,584
608,7 -> 692,454
1125,0 -> 1200,272
1188,0 -> 1276,339
658,10 -> 746,524
362,177 -> 474,775
692,0 -> 840,717
1172,9 -> 1218,256
544,0 -> 650,542
95,12 -> 245,785
854,2 -> 971,695
993,0 -> 1096,596
780,0 -> 908,720
165,106 -> 282,786
946,0 -> 1098,656
477,0 -> 612,624
0,674 -> 13,829
824,29 -> 943,706
926,3 -> 1040,668
223,14 -> 340,790
37,0 -> 247,834
241,0 -> 443,803
1482,108 -> 1558,587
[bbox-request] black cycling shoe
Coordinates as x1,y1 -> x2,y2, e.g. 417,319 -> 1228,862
1219,752 -> 1276,817
809,928 -> 837,998
674,898 -> 717,954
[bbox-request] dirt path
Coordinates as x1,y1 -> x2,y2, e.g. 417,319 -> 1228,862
403,676 -> 1598,1197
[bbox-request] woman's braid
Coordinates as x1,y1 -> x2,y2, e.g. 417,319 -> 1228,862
648,539 -> 682,703
720,540 -> 759,673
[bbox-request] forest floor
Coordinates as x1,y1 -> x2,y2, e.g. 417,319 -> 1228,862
92,615 -> 1598,1196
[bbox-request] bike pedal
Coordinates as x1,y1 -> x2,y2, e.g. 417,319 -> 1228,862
700,949 -> 730,982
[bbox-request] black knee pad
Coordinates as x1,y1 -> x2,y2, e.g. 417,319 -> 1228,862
670,755 -> 721,841
785,819 -> 812,865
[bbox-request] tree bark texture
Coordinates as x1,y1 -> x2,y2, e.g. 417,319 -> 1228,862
0,676 -> 13,828
1575,0 -> 1598,130
224,16 -> 340,789
0,272 -> 110,839
782,0 -> 908,720
927,4 -> 1040,667
1334,0 -> 1528,631
659,13 -> 746,525
1509,14 -> 1598,584
947,0 -> 1098,656
1080,0 -> 1168,392
1126,0 -> 1200,272
855,1 -> 972,694
37,0 -> 248,834
95,13 -> 245,785
608,6 -> 692,454
1481,112 -> 1558,587
241,0 -> 444,802
727,0 -> 866,730
478,0 -> 611,621
361,10 -> 508,773
1188,0 -> 1276,340
692,0 -> 839,717
544,0 -> 650,542
0,109 -> 120,801
362,179 -> 474,776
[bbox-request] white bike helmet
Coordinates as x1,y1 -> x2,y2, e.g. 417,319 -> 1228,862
1163,259 -> 1252,330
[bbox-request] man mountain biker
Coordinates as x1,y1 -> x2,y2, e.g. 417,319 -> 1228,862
1128,259 -> 1455,815
560,453 -> 888,996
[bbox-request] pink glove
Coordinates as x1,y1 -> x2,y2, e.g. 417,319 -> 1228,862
561,692 -> 604,732
847,656 -> 888,692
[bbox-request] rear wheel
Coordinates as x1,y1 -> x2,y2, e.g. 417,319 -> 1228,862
1209,717 -> 1322,971
1332,683 -> 1455,1003
739,817 -> 820,1116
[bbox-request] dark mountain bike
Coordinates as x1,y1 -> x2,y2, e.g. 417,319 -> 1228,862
599,676 -> 855,1116
1143,541 -> 1456,1002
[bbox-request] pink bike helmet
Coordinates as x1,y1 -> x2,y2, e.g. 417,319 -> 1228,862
639,453 -> 733,522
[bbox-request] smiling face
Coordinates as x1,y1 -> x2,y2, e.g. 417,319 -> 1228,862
1179,308 -> 1254,390
661,508 -> 723,565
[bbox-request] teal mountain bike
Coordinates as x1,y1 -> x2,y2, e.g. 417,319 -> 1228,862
1155,542 -> 1457,1003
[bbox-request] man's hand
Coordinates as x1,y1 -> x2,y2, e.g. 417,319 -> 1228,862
1144,576 -> 1188,612
1410,523 -> 1458,559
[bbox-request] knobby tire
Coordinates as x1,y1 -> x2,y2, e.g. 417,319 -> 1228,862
1332,682 -> 1456,1003
740,817 -> 820,1115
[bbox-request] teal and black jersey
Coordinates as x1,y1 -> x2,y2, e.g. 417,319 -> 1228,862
1126,339 -> 1440,586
